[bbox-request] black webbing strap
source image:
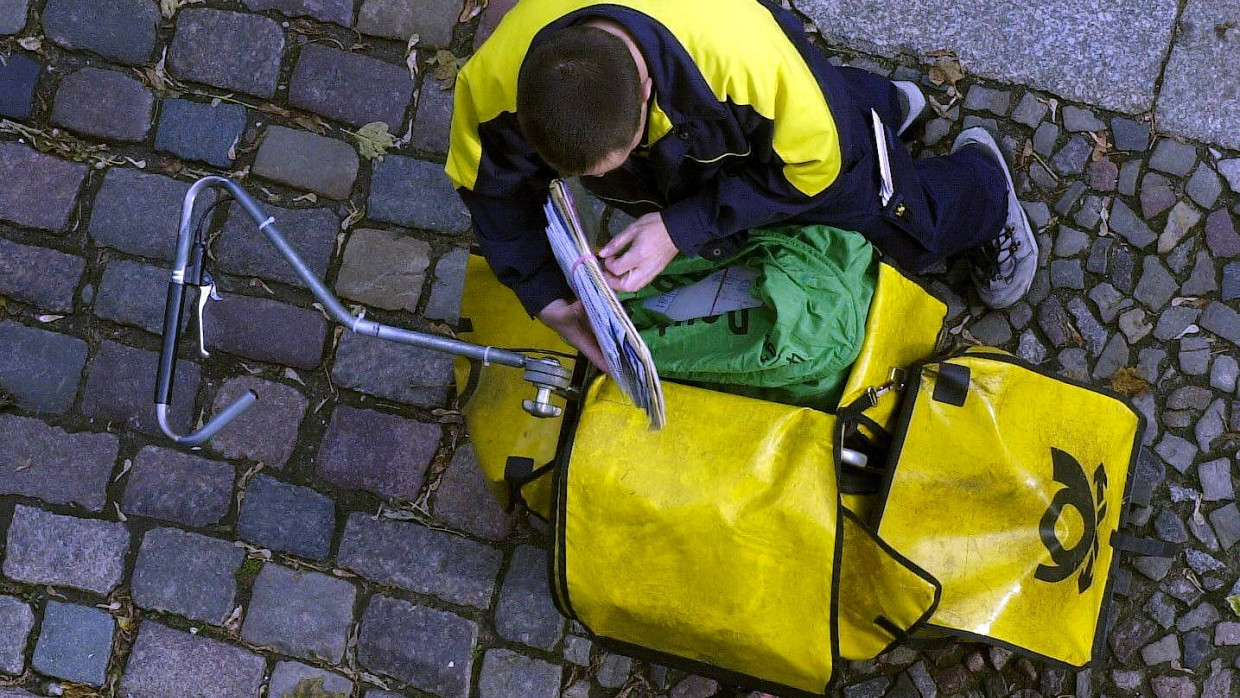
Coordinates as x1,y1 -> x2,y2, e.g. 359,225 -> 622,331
1110,531 -> 1177,558
931,362 -> 969,407
503,456 -> 553,513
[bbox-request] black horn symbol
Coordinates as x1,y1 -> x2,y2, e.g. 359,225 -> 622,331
1035,448 -> 1105,593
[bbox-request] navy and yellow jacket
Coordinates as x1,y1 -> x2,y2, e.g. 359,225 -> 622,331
446,0 -> 873,315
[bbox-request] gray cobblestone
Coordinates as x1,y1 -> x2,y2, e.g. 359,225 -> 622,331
425,247 -> 469,322
1156,434 -> 1197,473
357,0 -> 459,46
1149,139 -> 1197,177
154,98 -> 248,167
1016,329 -> 1047,364
1223,160 -> 1240,193
241,563 -> 356,663
1011,93 -> 1046,127
1179,336 -> 1212,375
1119,308 -> 1152,343
1201,301 -> 1240,346
597,653 -> 632,688
1062,105 -> 1104,132
0,53 -> 40,119
563,635 -> 591,666
0,142 -> 89,232
1110,199 -> 1157,249
290,43 -> 413,130
43,0 -> 158,65
51,67 -> 154,142
1038,296 -> 1072,347
964,85 -> 1009,115
203,293 -> 328,369
411,80 -> 454,155
1109,615 -> 1158,662
1112,118 -> 1150,151
243,0 -> 354,26
0,414 -> 117,511
357,595 -> 477,698
1112,245 -> 1137,295
238,474 -> 334,560
2,505 -> 128,594
1050,259 -> 1085,289
495,545 -> 565,650
0,321 -> 87,414
1159,202 -> 1203,253
1141,172 -> 1176,219
1224,262 -> 1240,300
253,126 -> 359,200
1198,458 -> 1233,501
369,155 -> 471,233
1066,297 -> 1107,355
32,601 -> 114,686
335,227 -> 430,312
268,661 -> 354,696
339,512 -> 502,608
119,622 -> 266,698
1154,306 -> 1201,341
82,340 -> 200,435
1051,135 -> 1091,175
1206,209 -> 1240,258
1209,503 -> 1240,549
0,0 -> 27,34
1055,183 -> 1087,217
132,527 -> 244,625
0,596 -> 34,676
95,259 -> 192,334
169,8 -> 285,98
89,167 -> 214,260
316,405 -> 440,501
122,445 -> 235,527
1135,256 -> 1178,310
1085,237 -> 1110,273
1196,399 -> 1227,452
1088,158 -> 1118,191
217,202 -> 337,289
332,331 -> 453,407
433,444 -> 514,541
209,376 -> 306,468
1118,160 -> 1141,196
1093,333 -> 1128,379
478,649 -> 562,698
1182,251 -> 1218,296
1211,354 -> 1239,392
1187,165 -> 1223,208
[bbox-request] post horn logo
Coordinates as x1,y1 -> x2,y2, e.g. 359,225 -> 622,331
1035,448 -> 1108,593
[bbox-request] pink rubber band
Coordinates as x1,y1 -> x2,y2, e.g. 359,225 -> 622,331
569,252 -> 595,276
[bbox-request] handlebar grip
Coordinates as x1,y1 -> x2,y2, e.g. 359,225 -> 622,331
155,281 -> 187,405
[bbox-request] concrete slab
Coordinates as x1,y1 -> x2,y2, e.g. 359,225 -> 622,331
794,0 -> 1179,113
1155,0 -> 1240,150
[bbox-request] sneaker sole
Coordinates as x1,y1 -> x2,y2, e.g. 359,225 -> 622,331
893,81 -> 926,137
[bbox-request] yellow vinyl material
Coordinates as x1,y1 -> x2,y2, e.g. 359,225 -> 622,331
455,255 -> 574,517
559,378 -> 841,694
875,352 -> 1143,666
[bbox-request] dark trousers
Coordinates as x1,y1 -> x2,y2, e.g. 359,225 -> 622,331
793,67 -> 1009,272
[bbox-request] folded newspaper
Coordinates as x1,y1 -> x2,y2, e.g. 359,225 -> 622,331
543,180 -> 666,429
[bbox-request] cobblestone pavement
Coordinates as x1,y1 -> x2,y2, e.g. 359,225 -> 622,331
0,2 -> 1239,698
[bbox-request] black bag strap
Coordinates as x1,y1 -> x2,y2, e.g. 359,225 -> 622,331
504,456 -> 554,514
1110,531 -> 1178,558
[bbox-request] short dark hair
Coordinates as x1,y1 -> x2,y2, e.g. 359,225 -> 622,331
517,25 -> 643,175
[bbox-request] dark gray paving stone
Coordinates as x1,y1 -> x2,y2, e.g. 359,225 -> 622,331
562,635 -> 591,667
1007,300 -> 1033,330
369,155 -> 471,233
119,622 -> 266,698
202,293 -> 328,369
95,259 -> 193,334
1179,335 -> 1212,376
1187,165 -> 1223,208
290,43 -> 413,130
411,80 -> 453,155
1182,251 -> 1218,296
1134,554 -> 1173,581
0,321 -> 87,414
1130,449 -> 1164,508
1224,262 -> 1240,301
51,67 -> 154,142
1201,301 -> 1240,346
253,126 -> 359,200
0,596 -> 34,676
332,331 -> 452,408
1219,622 -> 1240,645
131,527 -> 243,625
357,0 -> 458,46
217,202 -> 337,289
357,595 -> 477,698
1112,118 -> 1151,151
964,85 -> 1009,115
1050,135 -> 1091,175
2,505 -> 128,594
33,601 -> 113,686
921,117 -> 951,148
268,661 -> 354,697
1088,159 -> 1118,191
122,445 -> 234,527
961,115 -> 998,132
1167,237 -> 1194,275
1183,630 -> 1211,669
89,167 -> 215,260
1038,296 -> 1072,348
168,8 -> 284,98
1154,306 -> 1201,341
1158,202 -> 1202,254
1075,195 -> 1105,230
1140,172 -> 1176,219
1211,354 -> 1239,391
82,340 -> 200,436
43,0 -> 158,65
1092,333 -> 1128,380
154,98 -> 247,167
1118,161 -> 1142,199
0,142 -> 89,232
1062,105 -> 1104,132
1109,615 -> 1158,662
208,376 -> 306,468
0,53 -> 39,119
478,649 -> 561,698
1119,307 -> 1152,343
0,0 -> 27,34
1022,200 -> 1051,230
1225,160 -> 1240,193
1168,385 -> 1213,412
1112,245 -> 1137,295
1196,398 -> 1227,452
1110,199 -> 1156,249
1032,122 -> 1060,156
1134,256 -> 1177,310
316,405 -> 439,501
1137,347 -> 1166,383
339,512 -> 502,608
0,414 -> 117,511
335,227 -> 430,312
1050,259 -> 1085,289
238,474 -> 334,561
241,563 -> 356,663
597,653 -> 632,688
1210,503 -> 1240,549
1066,297 -> 1106,355
243,0 -> 354,26
1016,329 -> 1047,364
1199,458 -> 1233,501
1010,93 -> 1046,127
495,545 -> 564,650
1085,238 -> 1111,275
1154,509 -> 1188,543
1151,675 -> 1195,698
1149,139 -> 1197,176
1155,433 -> 1197,473
1186,548 -> 1225,574
1206,209 -> 1240,258
424,247 -> 469,322
1178,602 -> 1220,632
433,444 -> 514,541
1028,160 -> 1057,189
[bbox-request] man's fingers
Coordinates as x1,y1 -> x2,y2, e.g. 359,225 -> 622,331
598,226 -> 638,258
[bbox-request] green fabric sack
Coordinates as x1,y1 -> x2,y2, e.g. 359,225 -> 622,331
623,225 -> 877,411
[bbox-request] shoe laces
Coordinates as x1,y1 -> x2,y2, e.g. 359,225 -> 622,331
970,225 -> 1021,283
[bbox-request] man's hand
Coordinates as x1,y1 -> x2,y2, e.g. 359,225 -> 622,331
537,298 -> 611,375
598,212 -> 678,293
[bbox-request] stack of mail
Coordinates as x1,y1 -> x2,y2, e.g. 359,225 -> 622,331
543,180 -> 666,429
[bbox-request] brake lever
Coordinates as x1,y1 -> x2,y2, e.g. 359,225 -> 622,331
194,269 -> 223,358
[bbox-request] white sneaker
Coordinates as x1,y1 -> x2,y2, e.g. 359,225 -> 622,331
951,127 -> 1038,309
893,81 -> 927,137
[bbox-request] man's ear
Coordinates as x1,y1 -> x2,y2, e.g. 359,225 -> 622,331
641,75 -> 653,101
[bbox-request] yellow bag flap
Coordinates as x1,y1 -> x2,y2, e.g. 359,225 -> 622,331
839,263 -> 945,430
876,353 -> 1143,666
557,378 -> 840,695
455,255 -> 574,517
837,509 -> 940,661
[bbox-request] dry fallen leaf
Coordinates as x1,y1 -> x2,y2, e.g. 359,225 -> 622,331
405,34 -> 420,82
341,202 -> 365,230
15,458 -> 34,472
283,367 -> 305,385
926,49 -> 966,95
1110,367 -> 1151,396
160,0 -> 207,20
430,49 -> 465,90
36,314 -> 64,323
293,113 -> 329,134
351,121 -> 397,161
1088,131 -> 1111,161
292,192 -> 318,204
459,0 -> 488,23
927,94 -> 956,120
1040,96 -> 1060,123
17,36 -> 42,52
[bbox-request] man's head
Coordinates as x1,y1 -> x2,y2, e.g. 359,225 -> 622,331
517,24 -> 650,176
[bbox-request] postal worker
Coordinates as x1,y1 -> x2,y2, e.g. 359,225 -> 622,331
445,0 -> 1036,369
